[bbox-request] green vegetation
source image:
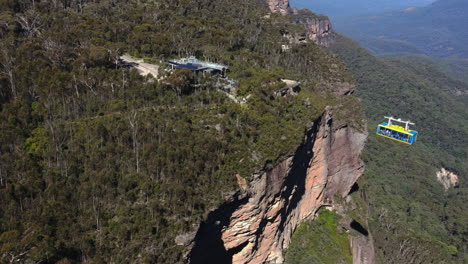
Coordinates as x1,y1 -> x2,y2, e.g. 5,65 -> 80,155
0,0 -> 360,263
285,209 -> 352,264
383,56 -> 468,97
331,34 -> 467,263
396,55 -> 468,85
334,0 -> 468,58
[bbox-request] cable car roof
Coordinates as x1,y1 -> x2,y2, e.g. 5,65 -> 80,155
378,123 -> 418,136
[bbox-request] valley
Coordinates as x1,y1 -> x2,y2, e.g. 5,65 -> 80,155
0,0 -> 466,263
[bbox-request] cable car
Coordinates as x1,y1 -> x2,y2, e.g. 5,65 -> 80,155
376,116 -> 418,145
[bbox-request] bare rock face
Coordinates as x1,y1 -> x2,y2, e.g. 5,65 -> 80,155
291,9 -> 334,47
266,0 -> 290,15
275,79 -> 301,97
188,108 -> 367,264
436,168 -> 459,190
266,0 -> 334,46
351,234 -> 376,264
303,17 -> 333,46
317,81 -> 355,96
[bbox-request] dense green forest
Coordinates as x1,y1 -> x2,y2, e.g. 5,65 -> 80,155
2,0 -> 465,263
285,209 -> 352,264
0,0 -> 362,263
331,34 -> 467,263
396,55 -> 468,86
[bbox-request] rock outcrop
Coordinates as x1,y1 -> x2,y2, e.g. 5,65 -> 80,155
266,0 -> 290,15
291,9 -> 334,47
317,81 -> 355,96
351,235 -> 376,264
436,168 -> 459,190
188,108 -> 368,264
266,0 -> 335,46
274,79 -> 300,97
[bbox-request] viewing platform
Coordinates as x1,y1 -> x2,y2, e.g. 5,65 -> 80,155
168,56 -> 227,76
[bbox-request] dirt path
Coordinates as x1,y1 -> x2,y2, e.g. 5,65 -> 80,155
120,55 -> 245,104
120,55 -> 160,77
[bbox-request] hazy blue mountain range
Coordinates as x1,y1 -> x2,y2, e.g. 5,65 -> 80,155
290,0 -> 435,18
332,0 -> 468,58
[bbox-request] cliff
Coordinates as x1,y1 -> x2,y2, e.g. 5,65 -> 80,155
188,108 -> 368,263
290,9 -> 334,47
266,0 -> 335,46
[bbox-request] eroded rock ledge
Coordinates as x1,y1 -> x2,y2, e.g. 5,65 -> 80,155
290,9 -> 334,47
436,168 -> 459,190
188,108 -> 368,264
266,0 -> 335,46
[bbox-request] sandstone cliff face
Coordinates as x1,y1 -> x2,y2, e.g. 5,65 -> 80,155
436,168 -> 459,190
290,9 -> 334,47
188,108 -> 368,264
294,15 -> 333,47
267,0 -> 335,46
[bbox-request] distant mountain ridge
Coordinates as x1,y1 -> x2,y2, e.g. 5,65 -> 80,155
290,0 -> 435,18
333,0 -> 468,58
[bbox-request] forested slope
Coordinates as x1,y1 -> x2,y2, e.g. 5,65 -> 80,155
334,0 -> 468,58
331,34 -> 467,263
0,0 -> 360,263
395,55 -> 468,86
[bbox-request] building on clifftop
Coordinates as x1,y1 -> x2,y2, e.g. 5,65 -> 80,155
168,56 -> 227,76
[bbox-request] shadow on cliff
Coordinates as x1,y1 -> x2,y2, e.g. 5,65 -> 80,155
188,115 -> 326,263
188,197 -> 249,264
277,116 -> 325,234
246,117 -> 324,254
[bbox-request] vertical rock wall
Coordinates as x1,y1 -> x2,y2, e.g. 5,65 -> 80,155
188,108 -> 368,264
293,14 -> 334,47
267,0 -> 335,46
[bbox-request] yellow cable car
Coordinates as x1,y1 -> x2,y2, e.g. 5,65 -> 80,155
377,116 -> 418,145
